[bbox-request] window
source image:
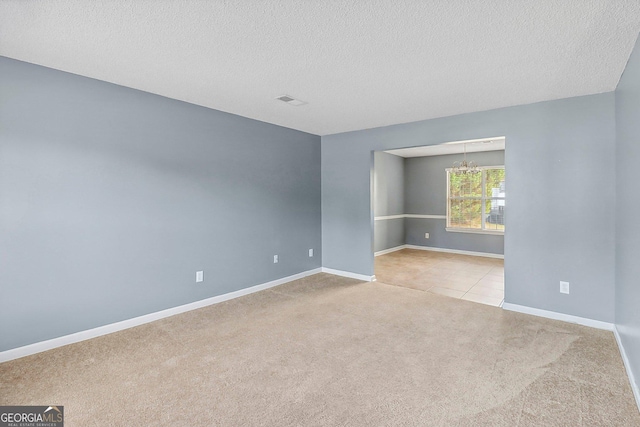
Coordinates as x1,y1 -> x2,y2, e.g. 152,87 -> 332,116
446,166 -> 505,234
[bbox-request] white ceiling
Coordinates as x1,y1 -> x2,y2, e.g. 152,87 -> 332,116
1,1 -> 639,136
385,137 -> 505,158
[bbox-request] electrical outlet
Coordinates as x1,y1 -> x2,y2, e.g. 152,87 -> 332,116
425,233 -> 430,239
308,249 -> 314,257
196,271 -> 204,283
273,255 -> 279,264
560,281 -> 569,294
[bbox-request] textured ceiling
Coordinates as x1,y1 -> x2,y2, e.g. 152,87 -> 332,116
1,1 -> 639,136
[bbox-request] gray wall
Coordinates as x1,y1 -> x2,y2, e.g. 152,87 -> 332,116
404,151 -> 504,254
373,152 -> 404,252
322,92 -> 616,323
0,57 -> 322,352
615,35 -> 640,395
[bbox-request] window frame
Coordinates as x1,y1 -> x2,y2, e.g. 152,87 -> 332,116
445,165 -> 505,235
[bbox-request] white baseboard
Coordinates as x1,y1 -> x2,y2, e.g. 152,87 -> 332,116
321,267 -> 375,282
374,244 -> 504,259
614,326 -> 640,412
374,245 -> 406,256
404,244 -> 504,259
502,303 -> 614,331
0,268 -> 322,364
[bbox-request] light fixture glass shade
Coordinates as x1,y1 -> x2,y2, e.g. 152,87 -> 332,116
452,144 -> 481,174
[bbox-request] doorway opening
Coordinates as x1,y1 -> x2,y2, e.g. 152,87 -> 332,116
372,137 -> 505,306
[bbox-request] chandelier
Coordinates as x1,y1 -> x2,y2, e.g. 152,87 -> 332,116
452,143 -> 481,174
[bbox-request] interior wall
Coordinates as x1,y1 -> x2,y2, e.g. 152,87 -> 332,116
615,34 -> 640,396
0,57 -> 322,352
404,150 -> 504,254
322,92 -> 616,323
373,152 -> 405,252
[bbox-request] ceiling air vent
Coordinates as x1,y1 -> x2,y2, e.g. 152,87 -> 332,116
276,95 -> 307,106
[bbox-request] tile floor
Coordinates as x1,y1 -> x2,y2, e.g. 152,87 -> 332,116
374,248 -> 504,306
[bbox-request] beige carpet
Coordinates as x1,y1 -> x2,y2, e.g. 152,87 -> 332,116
1,273 -> 638,426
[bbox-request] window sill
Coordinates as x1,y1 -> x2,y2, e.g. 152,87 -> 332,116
445,228 -> 504,235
